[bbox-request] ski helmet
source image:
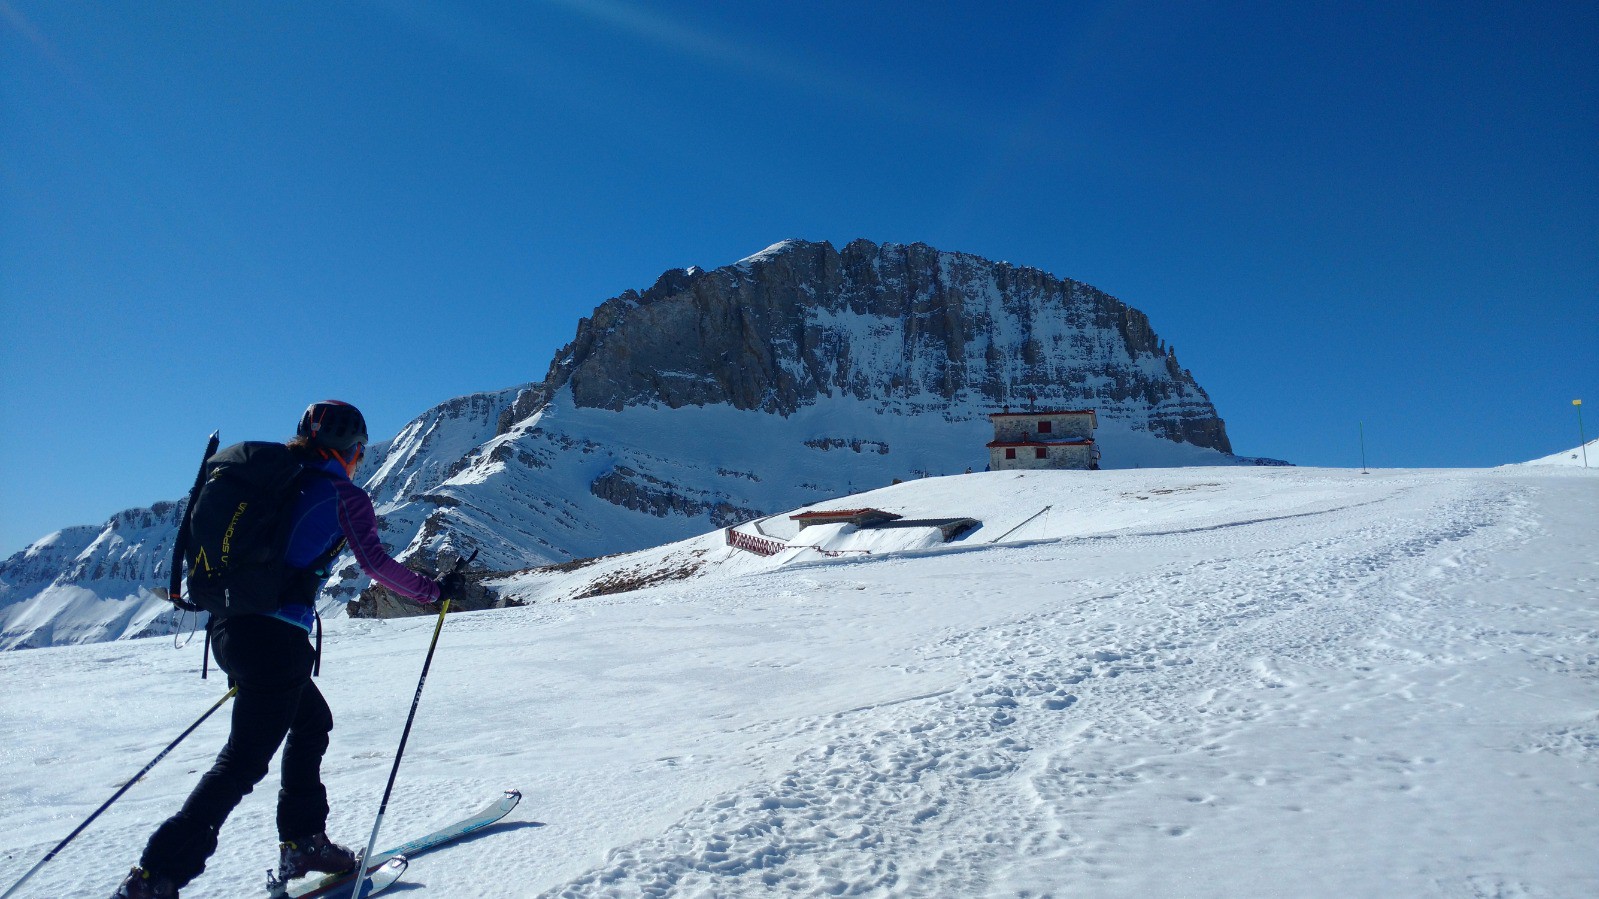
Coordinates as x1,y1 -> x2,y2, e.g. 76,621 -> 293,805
297,400 -> 368,452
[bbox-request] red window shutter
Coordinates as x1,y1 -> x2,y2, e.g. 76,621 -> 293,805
1035,447 -> 1046,459
1005,448 -> 1016,459
1038,420 -> 1052,433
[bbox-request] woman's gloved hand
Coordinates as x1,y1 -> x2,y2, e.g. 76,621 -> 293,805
434,569 -> 467,603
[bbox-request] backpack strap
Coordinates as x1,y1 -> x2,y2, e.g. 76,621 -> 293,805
169,431 -> 221,612
289,465 -> 341,679
309,537 -> 348,577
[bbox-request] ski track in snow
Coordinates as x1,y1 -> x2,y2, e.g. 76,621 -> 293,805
2,469 -> 1595,898
533,476 -> 1593,898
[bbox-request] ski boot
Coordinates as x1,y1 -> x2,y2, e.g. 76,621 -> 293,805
110,867 -> 179,898
277,832 -> 358,882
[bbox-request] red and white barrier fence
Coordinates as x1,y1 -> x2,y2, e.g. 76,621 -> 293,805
725,527 -> 787,557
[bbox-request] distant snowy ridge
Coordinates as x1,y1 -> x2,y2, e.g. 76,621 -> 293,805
1516,438 -> 1598,468
4,238 -> 1250,646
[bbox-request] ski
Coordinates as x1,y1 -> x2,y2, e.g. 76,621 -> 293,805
269,856 -> 406,899
270,790 -> 521,898
366,789 -> 522,867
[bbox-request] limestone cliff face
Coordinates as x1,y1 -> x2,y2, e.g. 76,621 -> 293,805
547,239 -> 1230,452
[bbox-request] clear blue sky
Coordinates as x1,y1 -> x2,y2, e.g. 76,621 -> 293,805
2,1 -> 1595,554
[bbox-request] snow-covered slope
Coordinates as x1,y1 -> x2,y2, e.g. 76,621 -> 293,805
1,465 -> 1593,898
487,465 -> 1370,610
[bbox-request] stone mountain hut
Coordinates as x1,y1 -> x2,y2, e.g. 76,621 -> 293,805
987,409 -> 1100,471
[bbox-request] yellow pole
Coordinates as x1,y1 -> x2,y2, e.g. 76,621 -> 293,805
1576,400 -> 1588,469
352,598 -> 451,899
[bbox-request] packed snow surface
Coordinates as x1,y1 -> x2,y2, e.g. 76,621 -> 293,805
1,466 -> 1595,898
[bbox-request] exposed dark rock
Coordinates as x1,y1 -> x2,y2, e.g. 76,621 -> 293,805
590,466 -> 765,529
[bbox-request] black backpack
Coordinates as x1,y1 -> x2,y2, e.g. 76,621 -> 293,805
169,438 -> 309,618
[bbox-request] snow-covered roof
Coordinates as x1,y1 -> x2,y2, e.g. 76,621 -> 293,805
790,508 -> 903,525
988,409 -> 1097,419
987,439 -> 1095,448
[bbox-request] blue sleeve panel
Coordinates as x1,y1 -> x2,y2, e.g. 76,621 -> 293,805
283,467 -> 346,570
269,458 -> 350,632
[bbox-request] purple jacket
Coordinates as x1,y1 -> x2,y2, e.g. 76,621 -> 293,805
273,456 -> 440,631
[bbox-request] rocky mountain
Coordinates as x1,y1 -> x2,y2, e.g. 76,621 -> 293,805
2,238 -> 1244,646
555,239 -> 1229,451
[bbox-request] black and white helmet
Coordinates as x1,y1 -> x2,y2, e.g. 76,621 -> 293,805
296,400 -> 368,453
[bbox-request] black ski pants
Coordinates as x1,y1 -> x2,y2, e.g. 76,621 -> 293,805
140,615 -> 332,887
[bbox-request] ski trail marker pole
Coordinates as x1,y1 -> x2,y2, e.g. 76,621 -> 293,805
0,686 -> 238,899
1576,399 -> 1588,468
350,550 -> 476,899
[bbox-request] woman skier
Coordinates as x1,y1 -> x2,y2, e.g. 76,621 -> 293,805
112,400 -> 462,899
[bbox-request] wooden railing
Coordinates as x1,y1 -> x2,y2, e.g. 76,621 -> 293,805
724,527 -> 787,557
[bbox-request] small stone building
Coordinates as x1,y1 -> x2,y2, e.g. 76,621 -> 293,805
987,409 -> 1099,471
790,508 -> 903,529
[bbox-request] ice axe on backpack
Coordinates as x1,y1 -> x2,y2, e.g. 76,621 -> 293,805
167,431 -> 221,613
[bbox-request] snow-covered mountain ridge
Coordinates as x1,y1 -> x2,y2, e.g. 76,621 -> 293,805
7,238 -> 1250,646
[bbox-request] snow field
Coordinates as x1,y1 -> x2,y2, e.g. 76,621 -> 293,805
0,467 -> 1595,897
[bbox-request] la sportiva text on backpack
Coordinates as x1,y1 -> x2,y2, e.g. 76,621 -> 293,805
171,439 -> 306,618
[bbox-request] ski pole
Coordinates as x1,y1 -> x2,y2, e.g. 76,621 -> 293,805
0,686 -> 238,899
350,551 -> 476,899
